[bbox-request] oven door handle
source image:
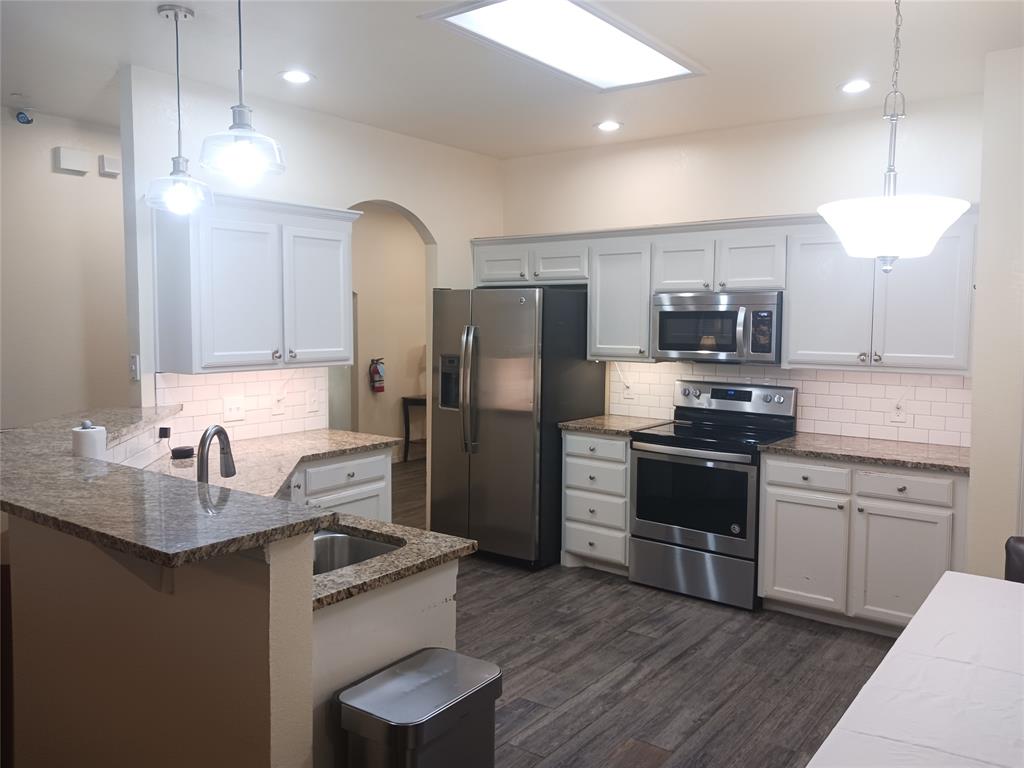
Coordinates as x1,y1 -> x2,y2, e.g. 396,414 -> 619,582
735,306 -> 747,358
632,441 -> 752,465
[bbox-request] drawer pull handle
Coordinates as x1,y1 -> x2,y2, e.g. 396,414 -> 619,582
801,475 -> 810,481
896,485 -> 907,493
587,541 -> 595,547
588,474 -> 596,481
347,471 -> 356,479
588,445 -> 596,452
588,508 -> 596,514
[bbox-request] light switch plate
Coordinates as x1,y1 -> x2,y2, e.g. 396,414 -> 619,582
306,391 -> 320,413
224,395 -> 246,422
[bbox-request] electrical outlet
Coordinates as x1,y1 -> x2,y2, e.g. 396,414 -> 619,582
223,395 -> 246,423
887,405 -> 908,425
306,391 -> 320,413
271,393 -> 286,417
622,385 -> 635,401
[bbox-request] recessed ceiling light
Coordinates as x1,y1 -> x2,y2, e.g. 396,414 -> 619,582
281,70 -> 313,85
596,120 -> 622,133
435,0 -> 692,90
841,78 -> 871,94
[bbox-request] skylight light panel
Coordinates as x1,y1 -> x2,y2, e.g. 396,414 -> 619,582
440,0 -> 691,90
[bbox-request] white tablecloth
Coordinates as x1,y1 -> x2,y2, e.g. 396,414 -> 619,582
808,571 -> 1024,768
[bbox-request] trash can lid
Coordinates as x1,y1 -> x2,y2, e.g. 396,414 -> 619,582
338,648 -> 502,747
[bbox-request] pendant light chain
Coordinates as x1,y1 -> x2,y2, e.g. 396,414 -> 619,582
882,0 -> 906,197
890,0 -> 902,93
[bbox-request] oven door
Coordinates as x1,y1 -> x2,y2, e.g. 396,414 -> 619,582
630,443 -> 757,559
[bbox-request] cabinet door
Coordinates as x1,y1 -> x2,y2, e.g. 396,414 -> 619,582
715,229 -> 788,291
588,237 -> 652,359
786,231 -> 875,366
761,488 -> 850,613
474,243 -> 530,283
848,500 -> 951,626
532,241 -> 589,281
199,217 -> 283,369
651,232 -> 716,292
870,220 -> 975,369
282,226 -> 352,364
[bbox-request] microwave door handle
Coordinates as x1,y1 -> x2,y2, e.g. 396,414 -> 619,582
735,306 -> 747,357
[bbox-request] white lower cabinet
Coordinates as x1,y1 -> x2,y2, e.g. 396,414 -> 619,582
847,500 -> 952,625
761,488 -> 850,613
290,450 -> 392,523
760,456 -> 966,628
561,432 -> 629,568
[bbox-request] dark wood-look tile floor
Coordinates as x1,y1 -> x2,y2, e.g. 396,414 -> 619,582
456,556 -> 893,768
391,456 -> 426,529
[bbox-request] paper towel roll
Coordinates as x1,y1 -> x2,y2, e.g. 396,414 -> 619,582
72,420 -> 107,460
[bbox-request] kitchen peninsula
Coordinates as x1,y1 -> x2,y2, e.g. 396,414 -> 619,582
1,407 -> 475,768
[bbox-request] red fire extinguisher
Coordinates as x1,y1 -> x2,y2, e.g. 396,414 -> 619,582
368,358 -> 385,393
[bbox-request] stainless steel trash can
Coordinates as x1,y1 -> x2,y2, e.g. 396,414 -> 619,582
336,647 -> 502,768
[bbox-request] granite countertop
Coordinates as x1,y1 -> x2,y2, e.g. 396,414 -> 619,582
1,410 -> 476,605
147,429 -> 403,499
559,415 -> 672,436
760,433 -> 971,475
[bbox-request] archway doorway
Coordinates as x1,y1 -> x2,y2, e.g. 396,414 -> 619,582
328,200 -> 436,529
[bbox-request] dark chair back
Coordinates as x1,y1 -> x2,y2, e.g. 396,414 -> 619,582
1005,537 -> 1024,583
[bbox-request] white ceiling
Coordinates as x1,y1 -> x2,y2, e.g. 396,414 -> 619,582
2,1 -> 1021,158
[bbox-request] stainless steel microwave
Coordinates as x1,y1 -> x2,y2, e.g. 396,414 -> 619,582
651,291 -> 783,364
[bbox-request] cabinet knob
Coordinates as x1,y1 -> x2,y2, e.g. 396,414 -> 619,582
873,351 -> 883,363
293,482 -> 302,490
801,474 -> 810,481
719,281 -> 726,288
347,471 -> 356,479
588,508 -> 596,514
272,349 -> 282,360
703,281 -> 710,288
858,352 -> 868,363
588,474 -> 596,481
519,271 -> 526,278
837,504 -> 845,510
588,445 -> 596,452
587,541 -> 595,548
288,349 -> 297,359
533,271 -> 539,277
857,506 -> 865,513
896,485 -> 907,493
638,348 -> 646,355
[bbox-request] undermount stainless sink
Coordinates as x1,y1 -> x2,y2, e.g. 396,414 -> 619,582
313,530 -> 399,574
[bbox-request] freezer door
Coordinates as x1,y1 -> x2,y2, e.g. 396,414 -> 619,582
430,290 -> 471,538
469,288 -> 542,560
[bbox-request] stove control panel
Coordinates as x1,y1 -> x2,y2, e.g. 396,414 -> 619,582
674,380 -> 797,417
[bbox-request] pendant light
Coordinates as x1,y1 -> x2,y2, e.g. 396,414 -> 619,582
199,0 -> 284,186
817,0 -> 969,273
146,5 -> 209,216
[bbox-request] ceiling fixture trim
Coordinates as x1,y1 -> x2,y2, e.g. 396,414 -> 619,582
425,0 -> 703,92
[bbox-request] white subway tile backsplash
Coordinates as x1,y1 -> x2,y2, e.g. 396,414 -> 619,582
606,362 -> 972,447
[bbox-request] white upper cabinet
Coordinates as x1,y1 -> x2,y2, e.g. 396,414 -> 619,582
474,243 -> 531,283
532,241 -> 589,281
870,219 -> 975,369
714,229 -> 788,291
154,195 -> 359,374
847,500 -> 952,625
588,237 -> 652,360
651,232 -> 716,292
199,219 -> 283,369
786,230 -> 876,366
283,227 -> 353,365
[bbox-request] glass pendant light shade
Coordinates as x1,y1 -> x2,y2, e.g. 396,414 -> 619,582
818,194 -> 969,264
146,167 -> 210,216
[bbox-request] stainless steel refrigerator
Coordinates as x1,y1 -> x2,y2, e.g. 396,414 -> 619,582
431,286 -> 605,566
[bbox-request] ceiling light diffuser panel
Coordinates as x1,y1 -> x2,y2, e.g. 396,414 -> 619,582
438,0 -> 693,90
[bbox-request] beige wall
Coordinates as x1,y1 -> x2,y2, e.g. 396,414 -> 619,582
500,94 -> 982,234
969,47 -> 1024,577
0,110 -> 133,427
352,203 -> 428,441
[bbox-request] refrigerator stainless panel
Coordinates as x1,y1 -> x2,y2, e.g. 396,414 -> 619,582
468,288 -> 542,560
430,290 -> 472,539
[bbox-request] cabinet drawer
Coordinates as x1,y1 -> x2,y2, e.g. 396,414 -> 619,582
854,470 -> 954,508
564,433 -> 627,463
763,460 -> 851,494
564,457 -> 627,496
564,489 -> 627,530
564,522 -> 627,565
304,454 -> 389,497
309,481 -> 387,522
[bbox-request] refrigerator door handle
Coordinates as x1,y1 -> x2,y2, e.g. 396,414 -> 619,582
462,324 -> 479,453
458,325 -> 470,452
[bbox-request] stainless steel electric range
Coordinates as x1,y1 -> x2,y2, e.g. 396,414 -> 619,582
628,380 -> 797,610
